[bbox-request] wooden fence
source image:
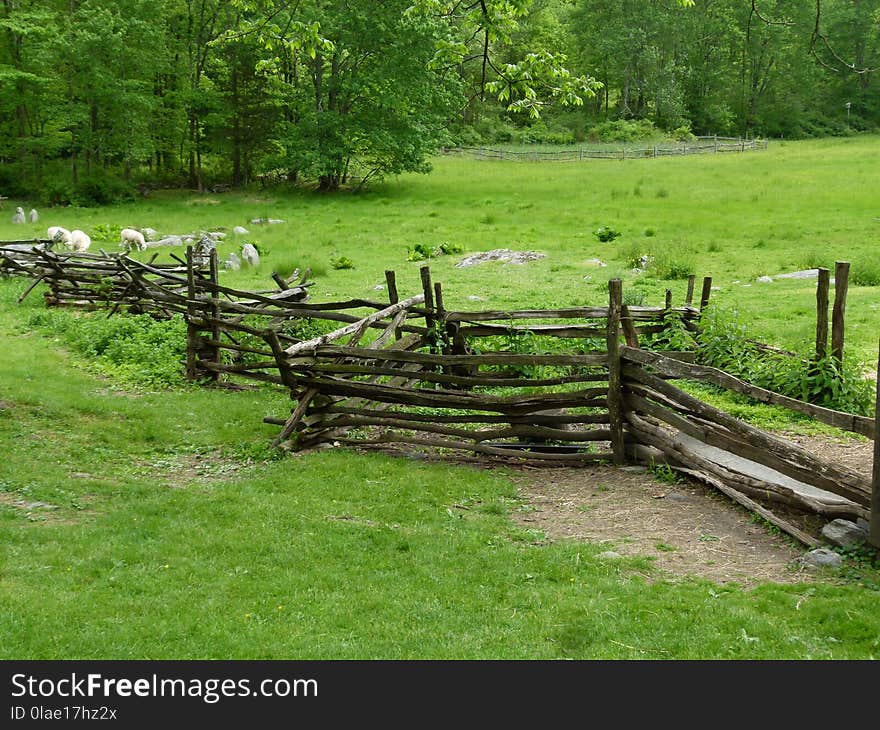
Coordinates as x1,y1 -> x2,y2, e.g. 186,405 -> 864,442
2,242 -> 877,547
449,137 -> 768,162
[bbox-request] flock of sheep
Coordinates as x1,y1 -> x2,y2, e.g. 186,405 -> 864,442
11,206 -> 259,267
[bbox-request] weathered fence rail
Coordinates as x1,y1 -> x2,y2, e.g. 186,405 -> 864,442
449,137 -> 768,162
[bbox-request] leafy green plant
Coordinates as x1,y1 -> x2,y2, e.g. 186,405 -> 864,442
330,255 -> 355,270
594,226 -> 621,243
649,461 -> 681,484
406,241 -> 464,261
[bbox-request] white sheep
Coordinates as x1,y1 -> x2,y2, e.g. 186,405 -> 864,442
241,243 -> 260,267
70,229 -> 91,253
120,228 -> 146,252
47,226 -> 72,247
29,208 -> 38,223
11,207 -> 25,224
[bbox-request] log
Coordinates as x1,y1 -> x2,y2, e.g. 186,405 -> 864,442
283,295 -> 425,355
816,267 -> 829,359
832,261 -> 850,363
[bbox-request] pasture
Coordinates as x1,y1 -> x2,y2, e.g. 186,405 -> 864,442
1,136 -> 880,659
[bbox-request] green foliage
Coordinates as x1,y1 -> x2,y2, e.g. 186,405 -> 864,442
649,461 -> 681,484
849,257 -> 880,287
406,241 -> 464,261
330,255 -> 355,270
27,310 -> 188,388
588,119 -> 657,143
594,226 -> 621,243
696,308 -> 874,415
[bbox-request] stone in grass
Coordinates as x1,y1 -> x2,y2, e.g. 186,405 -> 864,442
597,551 -> 623,560
820,518 -> 869,548
756,275 -> 774,283
233,226 -> 249,235
800,548 -> 842,570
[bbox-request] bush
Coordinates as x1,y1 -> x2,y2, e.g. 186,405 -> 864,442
28,310 -> 188,388
594,226 -> 621,243
329,255 -> 355,270
588,119 -> 657,143
72,174 -> 135,206
849,257 -> 880,286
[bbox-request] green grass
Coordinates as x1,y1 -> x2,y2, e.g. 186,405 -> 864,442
3,137 -> 880,659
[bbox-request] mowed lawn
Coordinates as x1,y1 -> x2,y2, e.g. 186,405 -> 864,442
1,137 -> 880,659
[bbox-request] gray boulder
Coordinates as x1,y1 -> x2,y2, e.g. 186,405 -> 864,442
141,227 -> 158,241
11,207 -> 25,224
821,518 -> 869,548
223,253 -> 241,272
241,243 -> 260,267
233,226 -> 249,235
800,548 -> 842,569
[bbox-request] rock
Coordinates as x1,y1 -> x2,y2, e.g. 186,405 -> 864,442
820,518 -> 869,548
146,235 -> 183,248
241,243 -> 260,267
372,284 -> 385,291
28,208 -> 38,223
208,231 -> 226,240
455,249 -> 546,268
233,226 -> 249,235
141,227 -> 158,241
756,276 -> 774,283
665,492 -> 690,502
11,207 -> 25,224
619,465 -> 646,473
597,551 -> 622,560
775,269 -> 820,280
250,218 -> 285,225
584,258 -> 607,267
800,548 -> 842,569
223,252 -> 241,272
857,517 -> 869,532
467,295 -> 486,302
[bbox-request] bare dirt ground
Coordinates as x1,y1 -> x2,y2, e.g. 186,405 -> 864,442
344,429 -> 877,587
509,464 -> 812,586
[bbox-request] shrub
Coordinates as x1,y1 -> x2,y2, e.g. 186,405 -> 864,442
588,119 -> 657,142
849,257 -> 880,286
330,255 -> 355,270
594,226 -> 621,243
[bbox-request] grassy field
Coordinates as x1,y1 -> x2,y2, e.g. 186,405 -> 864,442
2,136 -> 880,659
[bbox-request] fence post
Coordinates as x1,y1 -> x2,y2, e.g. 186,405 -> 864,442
831,261 -> 850,364
872,337 -> 880,548
205,247 -> 221,381
815,267 -> 830,359
699,276 -> 713,310
420,265 -> 437,352
685,275 -> 696,306
714,134 -> 718,153
185,245 -> 199,381
607,279 -> 626,466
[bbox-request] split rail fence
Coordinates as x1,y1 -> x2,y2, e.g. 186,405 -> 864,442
1,241 -> 877,548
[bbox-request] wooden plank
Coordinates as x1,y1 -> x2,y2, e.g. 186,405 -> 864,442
312,406 -> 610,426
620,304 -> 640,348
443,306 -> 695,323
832,261 -> 850,363
623,365 -> 871,505
815,267 -> 829,359
620,345 -> 874,437
607,278 -> 625,465
686,275 -> 695,305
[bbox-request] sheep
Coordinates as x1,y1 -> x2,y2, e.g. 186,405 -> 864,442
241,242 -> 260,267
11,207 -> 25,224
29,208 -> 38,223
120,228 -> 146,252
69,229 -> 91,253
47,226 -> 72,247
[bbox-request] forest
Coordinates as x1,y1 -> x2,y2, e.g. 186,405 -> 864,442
1,0 -> 878,199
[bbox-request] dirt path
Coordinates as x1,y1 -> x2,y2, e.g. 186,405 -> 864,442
509,464 -> 812,586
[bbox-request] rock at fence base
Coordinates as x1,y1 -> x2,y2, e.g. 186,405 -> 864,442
620,465 -> 646,473
800,548 -> 842,569
756,276 -> 773,283
821,518 -> 869,548
455,249 -> 546,268
857,517 -> 870,532
233,226 -> 249,235
597,551 -> 623,560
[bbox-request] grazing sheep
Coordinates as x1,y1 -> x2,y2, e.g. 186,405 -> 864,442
29,208 -> 38,223
120,228 -> 146,252
69,229 -> 91,253
11,207 -> 25,224
241,243 -> 260,267
47,226 -> 72,247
